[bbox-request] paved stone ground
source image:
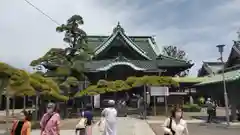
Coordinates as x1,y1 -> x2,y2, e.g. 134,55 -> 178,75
150,123 -> 240,135
0,117 -> 155,135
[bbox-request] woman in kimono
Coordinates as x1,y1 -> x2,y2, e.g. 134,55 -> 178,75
101,100 -> 117,135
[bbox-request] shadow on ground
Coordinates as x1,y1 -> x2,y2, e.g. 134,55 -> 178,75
191,116 -> 226,123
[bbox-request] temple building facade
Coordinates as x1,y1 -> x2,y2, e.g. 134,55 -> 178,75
84,23 -> 193,83
197,39 -> 240,121
81,23 -> 193,108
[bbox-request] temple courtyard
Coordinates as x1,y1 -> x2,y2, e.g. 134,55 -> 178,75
0,116 -> 240,135
0,108 -> 240,135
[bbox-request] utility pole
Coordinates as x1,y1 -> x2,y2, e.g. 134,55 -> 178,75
216,44 -> 230,126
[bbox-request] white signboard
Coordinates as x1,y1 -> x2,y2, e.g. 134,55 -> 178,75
157,97 -> 165,103
150,86 -> 169,96
94,94 -> 100,108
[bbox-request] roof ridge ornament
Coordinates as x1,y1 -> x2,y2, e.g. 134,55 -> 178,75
113,22 -> 125,33
114,52 -> 129,61
237,29 -> 240,41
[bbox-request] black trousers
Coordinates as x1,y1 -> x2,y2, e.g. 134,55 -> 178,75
207,110 -> 214,122
75,128 -> 85,135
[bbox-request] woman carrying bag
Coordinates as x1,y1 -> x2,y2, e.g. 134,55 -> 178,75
40,103 -> 60,135
162,106 -> 189,135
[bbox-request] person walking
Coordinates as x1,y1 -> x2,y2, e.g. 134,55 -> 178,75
11,111 -> 32,135
83,104 -> 93,135
162,106 -> 189,135
75,104 -> 93,135
40,103 -> 60,135
137,95 -> 144,119
205,98 -> 215,123
121,99 -> 127,117
100,100 -> 117,135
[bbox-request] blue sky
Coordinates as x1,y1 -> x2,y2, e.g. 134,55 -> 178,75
0,0 -> 240,75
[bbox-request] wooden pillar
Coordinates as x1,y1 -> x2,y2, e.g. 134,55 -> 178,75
11,97 -> 15,116
189,89 -> 194,104
143,85 -> 147,119
84,76 -> 87,109
35,93 -> 39,120
6,91 -> 10,133
231,103 -> 238,122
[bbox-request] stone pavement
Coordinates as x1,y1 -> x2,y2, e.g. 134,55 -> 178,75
0,117 -> 155,135
150,123 -> 240,135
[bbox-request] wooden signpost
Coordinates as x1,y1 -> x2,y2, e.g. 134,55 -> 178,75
150,86 -> 169,116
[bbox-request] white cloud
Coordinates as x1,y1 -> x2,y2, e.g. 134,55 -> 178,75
0,0 -> 240,76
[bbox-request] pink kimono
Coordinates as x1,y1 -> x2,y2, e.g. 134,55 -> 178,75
40,113 -> 60,135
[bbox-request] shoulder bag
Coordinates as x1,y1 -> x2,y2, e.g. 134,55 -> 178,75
164,118 -> 175,135
42,113 -> 55,131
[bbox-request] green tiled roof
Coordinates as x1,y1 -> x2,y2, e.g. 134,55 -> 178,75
84,55 -> 192,72
84,59 -> 158,71
198,62 -> 224,77
172,77 -> 207,83
157,55 -> 193,67
196,69 -> 240,86
204,62 -> 223,74
87,35 -> 158,59
84,23 -> 192,71
87,23 -> 159,60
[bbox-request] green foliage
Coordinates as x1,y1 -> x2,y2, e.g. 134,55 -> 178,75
198,96 -> 205,105
162,45 -> 190,77
8,70 -> 35,96
56,15 -> 86,48
110,80 -> 131,91
75,76 -> 179,97
30,48 -> 70,68
182,103 -> 201,112
65,77 -> 79,87
0,61 -> 67,101
30,15 -> 93,99
30,72 -> 67,100
126,76 -> 179,87
56,66 -> 71,76
0,62 -> 16,77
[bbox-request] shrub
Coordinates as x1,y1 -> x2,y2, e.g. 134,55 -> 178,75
182,104 -> 201,112
31,121 -> 40,129
198,97 -> 205,106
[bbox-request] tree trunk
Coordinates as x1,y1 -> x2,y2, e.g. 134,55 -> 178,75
6,93 -> 10,133
0,79 -> 8,110
23,96 -> 26,111
143,85 -> 147,119
35,95 -> 39,120
0,95 -> 2,110
11,97 -> 15,116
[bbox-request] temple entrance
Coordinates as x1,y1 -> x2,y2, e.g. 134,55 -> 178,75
99,64 -> 145,115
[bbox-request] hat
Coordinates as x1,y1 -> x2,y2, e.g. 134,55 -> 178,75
47,102 -> 56,108
108,100 -> 115,105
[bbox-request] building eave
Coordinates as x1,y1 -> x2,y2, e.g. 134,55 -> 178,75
148,37 -> 161,56
225,41 -> 240,68
96,61 -> 146,71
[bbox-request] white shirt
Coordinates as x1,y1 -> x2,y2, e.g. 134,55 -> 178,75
101,107 -> 118,135
162,118 -> 189,135
102,107 -> 117,123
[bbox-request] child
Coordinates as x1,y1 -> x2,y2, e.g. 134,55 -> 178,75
76,104 -> 93,135
75,117 -> 87,135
